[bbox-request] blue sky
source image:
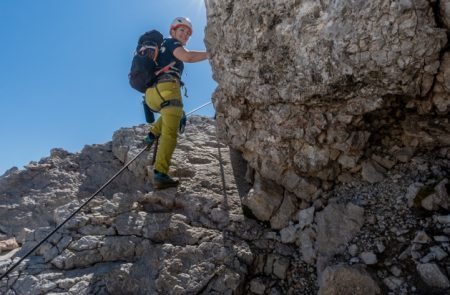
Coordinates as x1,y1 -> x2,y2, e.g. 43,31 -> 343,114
0,0 -> 216,175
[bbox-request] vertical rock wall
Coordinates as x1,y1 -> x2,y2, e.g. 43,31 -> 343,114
205,0 -> 449,208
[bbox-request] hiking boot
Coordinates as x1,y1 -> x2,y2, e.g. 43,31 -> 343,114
143,132 -> 156,146
153,170 -> 179,189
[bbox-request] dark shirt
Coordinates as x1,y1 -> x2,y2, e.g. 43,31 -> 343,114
156,38 -> 184,80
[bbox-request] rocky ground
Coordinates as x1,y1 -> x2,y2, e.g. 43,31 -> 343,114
0,116 -> 449,294
239,151 -> 449,295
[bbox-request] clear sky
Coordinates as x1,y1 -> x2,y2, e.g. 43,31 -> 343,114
0,0 -> 216,175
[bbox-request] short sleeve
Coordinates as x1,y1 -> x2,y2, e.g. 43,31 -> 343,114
166,39 -> 182,54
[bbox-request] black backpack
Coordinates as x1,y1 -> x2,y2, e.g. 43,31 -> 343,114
128,30 -> 164,93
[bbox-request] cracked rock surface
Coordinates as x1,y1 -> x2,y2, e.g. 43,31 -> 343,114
0,117 -> 261,294
205,0 -> 450,216
1,117 -> 449,294
1,0 -> 450,293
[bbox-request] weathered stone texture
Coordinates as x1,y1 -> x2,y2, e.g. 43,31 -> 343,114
0,117 -> 255,294
1,0 -> 450,293
0,118 -> 449,294
318,265 -> 380,295
205,0 -> 448,204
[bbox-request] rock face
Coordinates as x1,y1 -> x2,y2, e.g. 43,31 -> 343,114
205,0 -> 449,208
1,0 -> 450,293
0,117 -> 258,294
0,117 -> 449,294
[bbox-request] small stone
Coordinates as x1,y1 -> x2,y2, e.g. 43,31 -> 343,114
0,238 -> 19,253
383,276 -> 404,291
393,147 -> 414,163
348,244 -> 358,257
371,154 -> 395,169
273,257 -> 290,280
313,199 -> 325,210
298,206 -> 315,229
430,246 -> 448,261
376,241 -> 386,253
405,182 -> 423,207
411,251 -> 422,260
416,263 -> 450,289
421,194 -> 441,211
264,232 -> 278,240
434,215 -> 450,224
395,228 -> 409,236
210,207 -> 229,224
420,252 -> 436,263
360,252 -> 378,265
412,231 -> 432,244
390,266 -> 402,277
396,236 -> 406,243
361,160 -> 386,183
250,278 -> 266,295
411,243 -> 422,251
299,228 -> 316,265
434,235 -> 450,243
280,225 -> 297,244
264,255 -> 275,276
319,265 -> 381,294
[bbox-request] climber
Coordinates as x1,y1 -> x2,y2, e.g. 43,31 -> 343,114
143,17 -> 208,189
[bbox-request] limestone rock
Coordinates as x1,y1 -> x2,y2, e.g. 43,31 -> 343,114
440,1 -> 450,34
273,256 -> 290,280
413,231 -> 432,244
416,263 -> 450,289
348,244 -> 358,257
434,214 -> 450,224
250,277 -> 266,295
420,178 -> 449,211
383,276 -> 404,292
206,0 -> 448,208
298,206 -> 315,230
361,160 -> 386,184
0,238 -> 19,253
299,227 -> 317,265
280,225 -> 297,244
359,252 -> 378,265
270,191 -> 298,229
241,173 -> 284,221
318,265 -> 380,295
0,117 -> 253,294
1,0 -> 450,292
315,203 -> 364,258
0,116 -> 450,294
432,52 -> 450,114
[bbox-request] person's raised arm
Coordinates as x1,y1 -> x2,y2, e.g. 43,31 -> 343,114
173,46 -> 208,63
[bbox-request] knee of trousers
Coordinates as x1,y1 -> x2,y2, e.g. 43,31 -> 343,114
160,107 -> 183,139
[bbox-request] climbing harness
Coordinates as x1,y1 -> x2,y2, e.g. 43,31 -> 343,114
154,81 -> 184,110
0,101 -> 212,283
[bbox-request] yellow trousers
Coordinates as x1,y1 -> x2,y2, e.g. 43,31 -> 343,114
145,81 -> 183,174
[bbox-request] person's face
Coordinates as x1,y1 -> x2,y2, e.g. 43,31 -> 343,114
171,25 -> 192,45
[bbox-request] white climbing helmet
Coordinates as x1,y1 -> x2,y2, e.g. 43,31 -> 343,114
170,17 -> 193,35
